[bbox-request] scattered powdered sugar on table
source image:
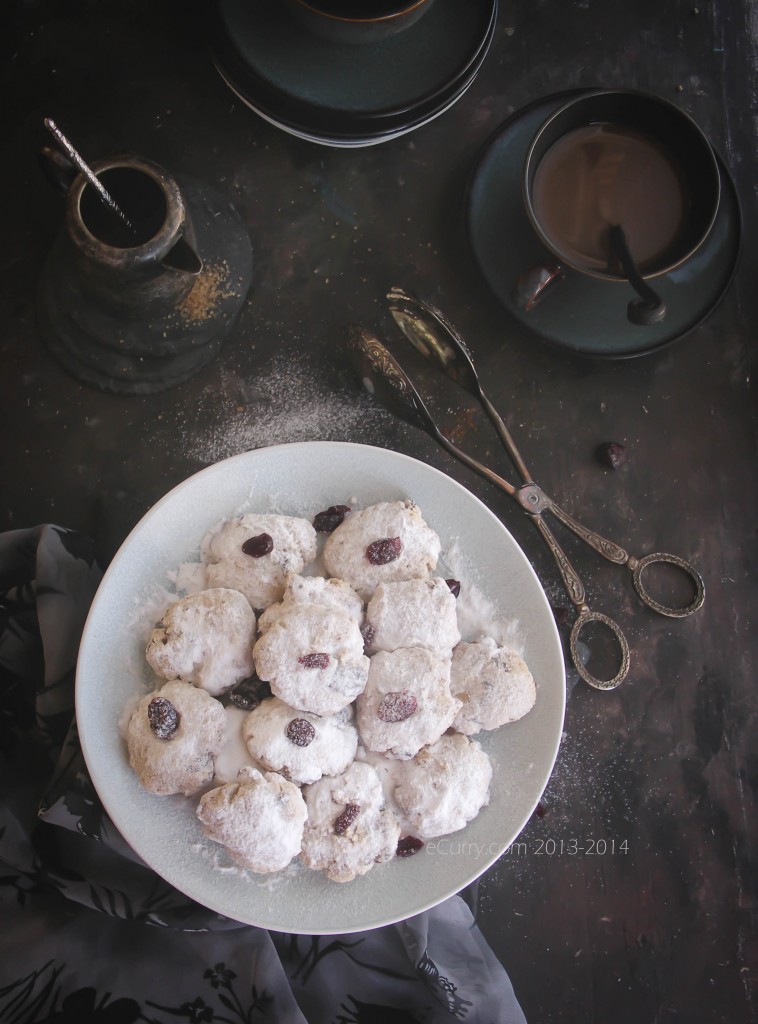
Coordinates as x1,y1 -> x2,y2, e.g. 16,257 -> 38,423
173,360 -> 398,465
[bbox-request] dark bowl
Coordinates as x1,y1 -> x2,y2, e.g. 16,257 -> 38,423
284,0 -> 435,45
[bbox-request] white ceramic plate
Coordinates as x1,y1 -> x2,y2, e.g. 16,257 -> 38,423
76,442 -> 565,934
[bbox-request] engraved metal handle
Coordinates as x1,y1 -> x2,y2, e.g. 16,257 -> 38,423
530,514 -> 631,690
529,513 -> 586,607
547,500 -> 629,564
544,500 -> 705,618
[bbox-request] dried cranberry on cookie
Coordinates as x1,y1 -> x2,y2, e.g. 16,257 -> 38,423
323,500 -> 440,602
127,680 -> 226,796
202,513 -> 317,609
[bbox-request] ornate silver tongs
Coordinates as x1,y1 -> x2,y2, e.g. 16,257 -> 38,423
347,286 -> 705,691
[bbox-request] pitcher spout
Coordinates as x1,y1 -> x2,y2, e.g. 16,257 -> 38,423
161,236 -> 203,275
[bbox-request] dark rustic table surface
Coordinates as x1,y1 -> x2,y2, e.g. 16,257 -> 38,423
2,2 -> 757,1022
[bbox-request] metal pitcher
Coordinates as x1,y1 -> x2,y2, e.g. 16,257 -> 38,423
37,151 -> 253,394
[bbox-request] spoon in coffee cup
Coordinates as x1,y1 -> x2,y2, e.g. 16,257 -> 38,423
594,165 -> 667,325
608,223 -> 667,325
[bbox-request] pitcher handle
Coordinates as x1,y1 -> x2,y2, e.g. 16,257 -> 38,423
38,146 -> 77,194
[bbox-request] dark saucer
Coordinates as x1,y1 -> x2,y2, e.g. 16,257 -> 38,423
211,0 -> 496,140
465,92 -> 742,358
214,17 -> 494,149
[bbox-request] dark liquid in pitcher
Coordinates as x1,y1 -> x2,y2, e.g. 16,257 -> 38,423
79,167 -> 167,249
531,124 -> 689,273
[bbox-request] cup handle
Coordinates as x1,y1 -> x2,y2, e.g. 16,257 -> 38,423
512,261 -> 565,312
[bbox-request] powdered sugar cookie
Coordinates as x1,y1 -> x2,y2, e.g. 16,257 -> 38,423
451,636 -> 536,734
300,761 -> 401,882
323,500 -> 440,601
258,574 -> 363,634
202,513 -> 317,609
355,646 -> 462,760
146,588 -> 256,696
253,603 -> 369,716
393,733 -> 492,838
196,767 -> 307,873
242,697 -> 358,785
364,577 -> 460,654
127,680 -> 226,796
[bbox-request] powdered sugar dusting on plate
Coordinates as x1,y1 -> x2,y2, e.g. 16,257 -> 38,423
191,838 -> 309,891
169,561 -> 208,595
442,538 -> 525,654
214,706 -> 256,784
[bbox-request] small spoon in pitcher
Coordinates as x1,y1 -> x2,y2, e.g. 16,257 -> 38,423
44,118 -> 137,236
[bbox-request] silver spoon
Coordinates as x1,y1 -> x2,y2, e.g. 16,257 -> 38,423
44,118 -> 137,235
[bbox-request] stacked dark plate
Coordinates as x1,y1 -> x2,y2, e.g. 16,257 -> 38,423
211,0 -> 498,147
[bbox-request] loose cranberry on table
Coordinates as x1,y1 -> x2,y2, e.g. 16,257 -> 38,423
597,442 -> 628,469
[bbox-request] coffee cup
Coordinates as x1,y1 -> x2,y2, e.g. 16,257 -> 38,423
513,90 -> 721,324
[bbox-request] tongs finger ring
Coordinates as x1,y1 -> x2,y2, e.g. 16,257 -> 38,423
630,552 -> 705,618
570,610 -> 630,691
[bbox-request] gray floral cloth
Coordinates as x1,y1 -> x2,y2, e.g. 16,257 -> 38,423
0,525 -> 527,1024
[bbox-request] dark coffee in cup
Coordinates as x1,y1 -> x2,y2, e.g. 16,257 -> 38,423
531,123 -> 689,274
